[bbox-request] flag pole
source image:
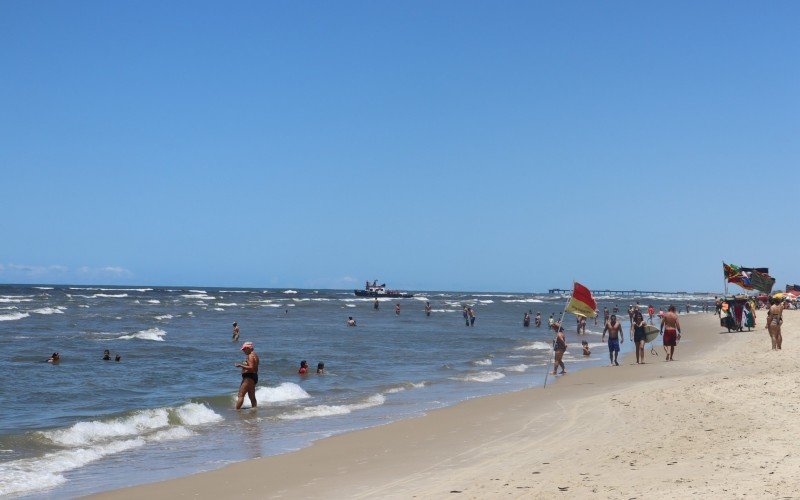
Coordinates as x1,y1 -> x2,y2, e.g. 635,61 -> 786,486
543,281 -> 573,388
722,261 -> 728,297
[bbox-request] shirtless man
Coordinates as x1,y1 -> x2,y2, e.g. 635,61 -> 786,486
235,342 -> 260,409
232,322 -> 239,341
602,314 -> 624,366
660,305 -> 682,361
373,298 -> 379,310
766,297 -> 783,350
535,312 -> 542,327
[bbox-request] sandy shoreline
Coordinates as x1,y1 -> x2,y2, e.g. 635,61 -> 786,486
92,311 -> 800,499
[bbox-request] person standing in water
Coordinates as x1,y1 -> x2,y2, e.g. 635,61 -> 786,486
552,327 -> 567,375
373,298 -> 379,310
347,316 -> 356,326
602,314 -> 624,366
523,312 -> 531,327
660,305 -> 682,361
235,342 -> 259,409
463,306 -> 470,326
468,307 -> 476,326
394,303 -> 401,315
535,312 -> 541,328
232,322 -> 239,341
425,302 -> 432,317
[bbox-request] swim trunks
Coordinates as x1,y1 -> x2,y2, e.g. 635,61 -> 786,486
241,372 -> 258,385
607,338 -> 620,352
663,328 -> 677,347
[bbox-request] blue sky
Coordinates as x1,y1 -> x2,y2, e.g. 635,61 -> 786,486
1,1 -> 798,292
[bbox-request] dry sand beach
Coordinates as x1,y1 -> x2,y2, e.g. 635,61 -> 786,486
94,311 -> 800,499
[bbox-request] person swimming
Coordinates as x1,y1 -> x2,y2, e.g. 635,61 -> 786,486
316,362 -> 325,374
47,352 -> 60,363
347,316 -> 356,326
299,360 -> 309,375
115,353 -> 121,362
102,349 -> 111,361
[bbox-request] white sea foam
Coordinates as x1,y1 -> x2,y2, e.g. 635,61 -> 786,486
504,364 -> 529,372
413,296 -> 429,301
473,358 -> 493,366
93,293 -> 128,298
146,299 -> 161,304
217,303 -> 238,307
279,394 -> 385,420
118,327 -> 167,341
188,289 -> 206,293
212,307 -> 225,311
30,307 -> 67,315
455,371 -> 505,383
149,426 -> 194,442
502,298 -> 544,303
154,314 -> 174,320
172,402 -> 224,426
476,299 -> 494,304
42,409 -> 170,446
386,382 -> 428,394
220,290 -> 251,293
235,382 -> 311,408
0,298 -> 33,303
515,341 -> 552,351
283,290 -> 298,294
345,304 -> 356,308
34,286 -> 55,290
0,312 -> 29,321
0,438 -> 145,496
181,294 -> 215,300
78,305 -> 90,308
40,403 -> 220,447
99,288 -> 153,292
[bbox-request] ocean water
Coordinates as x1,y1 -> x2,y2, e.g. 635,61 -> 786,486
0,285 -> 714,497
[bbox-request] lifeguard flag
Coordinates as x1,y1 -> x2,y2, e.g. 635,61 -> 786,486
565,282 -> 597,318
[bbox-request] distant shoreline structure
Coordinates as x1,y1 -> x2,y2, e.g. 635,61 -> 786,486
547,288 -> 715,297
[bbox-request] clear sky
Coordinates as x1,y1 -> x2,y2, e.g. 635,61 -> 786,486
1,1 -> 798,292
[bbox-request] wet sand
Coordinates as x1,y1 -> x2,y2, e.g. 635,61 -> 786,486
92,310 -> 800,499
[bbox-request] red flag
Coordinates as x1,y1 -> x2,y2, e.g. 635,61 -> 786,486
565,282 -> 597,318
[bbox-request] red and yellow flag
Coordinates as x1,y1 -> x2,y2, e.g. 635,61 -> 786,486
565,282 -> 597,318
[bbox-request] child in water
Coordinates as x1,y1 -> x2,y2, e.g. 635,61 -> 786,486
316,362 -> 325,374
582,340 -> 591,356
298,360 -> 309,375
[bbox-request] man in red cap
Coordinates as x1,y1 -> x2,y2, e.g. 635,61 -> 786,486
235,341 -> 259,409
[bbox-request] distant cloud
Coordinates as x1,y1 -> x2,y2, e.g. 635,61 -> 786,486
0,263 -> 132,283
340,276 -> 357,283
77,266 -> 134,278
3,263 -> 69,277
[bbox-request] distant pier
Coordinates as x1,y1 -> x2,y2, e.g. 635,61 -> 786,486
547,289 -> 696,297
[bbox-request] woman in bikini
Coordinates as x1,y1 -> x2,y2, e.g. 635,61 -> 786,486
766,297 -> 783,350
552,327 -> 567,375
